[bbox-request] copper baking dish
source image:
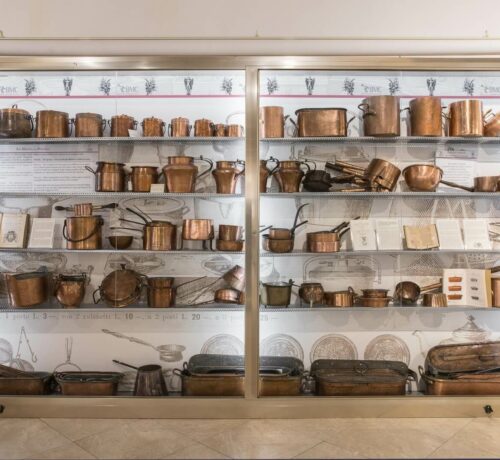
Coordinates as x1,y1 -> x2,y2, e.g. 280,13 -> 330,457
0,365 -> 53,395
293,108 -> 354,137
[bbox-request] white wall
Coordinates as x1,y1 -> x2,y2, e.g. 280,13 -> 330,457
0,0 -> 500,55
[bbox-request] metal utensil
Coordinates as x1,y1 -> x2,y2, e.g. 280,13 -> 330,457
112,360 -> 168,396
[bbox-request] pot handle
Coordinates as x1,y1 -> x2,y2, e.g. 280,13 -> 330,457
440,179 -> 474,192
68,118 -> 74,136
303,159 -> 316,171
62,217 -> 103,243
167,123 -> 172,137
288,118 -> 298,137
101,118 -> 108,132
346,115 -> 356,127
483,109 -> 495,124
85,166 -> 96,175
92,287 -> 102,304
358,102 -> 376,117
196,156 -> 214,179
28,114 -> 34,131
268,157 -> 280,175
235,159 -> 246,177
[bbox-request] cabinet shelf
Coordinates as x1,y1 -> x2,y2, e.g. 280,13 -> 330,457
0,136 -> 244,145
260,305 -> 497,312
261,136 -> 500,145
260,249 -> 500,257
0,191 -> 244,198
0,304 -> 244,313
0,248 -> 244,255
263,191 -> 499,199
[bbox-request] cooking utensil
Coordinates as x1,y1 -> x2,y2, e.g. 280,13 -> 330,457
447,100 -> 484,137
358,96 -> 400,137
260,158 -> 280,193
145,276 -> 204,308
0,364 -> 52,395
116,219 -> 177,251
108,235 -> 134,249
93,265 -> 143,308
324,288 -> 356,307
35,110 -> 71,138
216,239 -> 244,251
292,107 -> 355,137
306,221 -> 353,253
268,203 -> 309,239
129,166 -> 159,192
484,111 -> 500,137
225,124 -> 244,137
422,293 -> 448,307
53,273 -> 87,308
113,360 -> 168,396
54,202 -> 118,214
404,97 -> 444,137
302,169 -> 333,192
162,155 -> 213,193
109,114 -> 136,137
55,371 -> 123,396
272,160 -> 312,193
222,265 -> 245,291
169,117 -> 191,137
298,282 -> 324,306
213,124 -> 226,137
358,296 -> 392,308
262,235 -> 294,253
141,117 -> 165,137
393,281 -> 442,305
0,105 -> 33,138
361,288 -> 389,298
181,219 -> 214,249
262,280 -> 297,307
194,118 -> 214,137
63,215 -> 104,250
214,288 -> 245,304
260,106 -> 288,138
212,160 -> 245,194
74,112 -> 106,137
218,224 -> 243,241
85,162 -> 128,192
4,271 -> 49,308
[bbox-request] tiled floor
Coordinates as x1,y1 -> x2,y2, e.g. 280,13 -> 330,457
0,417 -> 499,459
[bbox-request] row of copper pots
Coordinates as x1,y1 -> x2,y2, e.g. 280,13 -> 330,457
86,157 -> 244,194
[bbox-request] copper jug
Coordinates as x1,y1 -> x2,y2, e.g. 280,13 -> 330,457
63,215 -> 104,250
85,162 -> 128,192
130,166 -> 159,192
109,115 -> 137,137
35,110 -> 71,138
448,100 -> 484,137
54,273 -> 87,308
260,106 -> 287,138
212,160 -> 245,194
273,160 -> 311,193
194,119 -> 214,137
141,117 -> 165,137
213,124 -> 226,137
358,96 -> 400,137
406,97 -> 444,137
260,158 -> 279,193
75,113 -> 106,137
169,117 -> 191,137
162,156 -> 213,193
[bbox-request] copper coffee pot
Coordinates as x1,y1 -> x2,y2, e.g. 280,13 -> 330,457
212,160 -> 245,194
404,97 -> 445,137
162,156 -> 214,193
260,106 -> 287,138
272,158 -> 312,193
260,158 -> 280,193
169,117 -> 191,137
75,113 -> 106,137
129,166 -> 159,192
194,119 -> 215,137
141,117 -> 165,137
109,115 -> 137,137
35,110 -> 71,138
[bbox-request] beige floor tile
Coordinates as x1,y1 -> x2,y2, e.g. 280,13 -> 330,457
166,442 -> 230,459
75,422 -> 194,459
0,419 -> 71,460
41,419 -> 128,442
26,442 -> 96,459
293,441 -> 357,459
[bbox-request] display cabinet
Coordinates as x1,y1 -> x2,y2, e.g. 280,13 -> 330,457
0,56 -> 498,418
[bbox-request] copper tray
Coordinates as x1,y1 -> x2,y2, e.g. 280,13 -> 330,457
55,372 -> 123,396
420,369 -> 500,395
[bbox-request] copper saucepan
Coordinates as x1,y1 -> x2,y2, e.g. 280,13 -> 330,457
447,100 -> 484,137
393,281 -> 442,305
324,287 -> 356,308
403,96 -> 445,137
214,288 -> 245,304
268,203 -> 309,239
260,106 -> 288,138
358,96 -> 400,137
422,293 -> 448,308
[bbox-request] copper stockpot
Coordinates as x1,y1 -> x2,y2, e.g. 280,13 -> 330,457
260,158 -> 279,193
35,110 -> 71,138
182,219 -> 214,241
4,271 -> 49,308
214,288 -> 245,304
215,239 -> 244,251
212,160 -> 245,194
406,97 -> 444,137
324,289 -> 356,308
293,108 -> 354,137
93,265 -> 143,308
75,113 -> 106,137
63,215 -> 103,250
109,114 -> 137,137
146,277 -> 176,308
358,96 -> 400,137
218,224 -> 243,241
262,235 -> 294,253
130,166 -> 159,192
273,160 -> 311,193
213,124 -> 226,137
54,274 -> 87,308
484,112 -> 500,137
143,221 -> 177,251
169,117 -> 191,137
260,106 -> 287,138
194,118 -> 214,137
358,296 -> 391,308
422,293 -> 448,307
0,105 -> 33,138
162,156 -> 213,193
493,278 -> 500,308
226,124 -> 244,137
448,100 -> 484,137
298,282 -> 324,305
86,162 -> 128,192
141,117 -> 165,137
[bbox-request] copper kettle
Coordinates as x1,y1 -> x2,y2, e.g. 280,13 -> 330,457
212,160 -> 245,194
162,156 -> 213,193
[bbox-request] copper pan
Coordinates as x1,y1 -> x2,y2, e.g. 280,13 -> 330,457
404,97 -> 445,137
262,235 -> 294,253
393,281 -> 442,305
213,124 -> 226,137
223,265 -> 245,291
0,105 -> 33,138
93,265 -> 143,308
143,221 -> 177,251
85,162 -> 128,192
324,288 -> 356,307
214,288 -> 245,304
225,124 -> 244,137
4,271 -> 49,308
361,289 -> 389,298
218,225 -> 243,241
54,273 -> 87,308
129,166 -> 159,193
216,239 -> 245,252
306,223 -> 352,253
484,111 -> 500,137
358,296 -> 391,308
268,203 -> 309,239
63,216 -> 104,250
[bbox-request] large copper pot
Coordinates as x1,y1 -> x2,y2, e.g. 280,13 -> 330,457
75,113 -> 106,137
448,100 -> 484,137
406,97 -> 444,137
130,166 -> 159,192
63,215 -> 104,250
182,219 -> 214,241
293,108 -> 354,137
194,119 -> 214,137
162,156 -> 213,193
35,110 -> 71,138
86,162 -> 127,192
212,160 -> 245,194
169,117 -> 191,137
109,115 -> 137,137
260,106 -> 287,138
358,96 -> 400,137
0,105 -> 33,138
272,160 -> 311,193
54,273 -> 87,308
141,117 -> 165,137
4,271 -> 49,308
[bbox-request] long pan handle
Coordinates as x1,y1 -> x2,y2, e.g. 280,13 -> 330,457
102,329 -> 157,349
112,359 -> 139,370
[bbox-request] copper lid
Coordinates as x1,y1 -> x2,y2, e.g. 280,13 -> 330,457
0,104 -> 31,116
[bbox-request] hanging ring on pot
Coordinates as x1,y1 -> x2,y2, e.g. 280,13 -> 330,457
288,118 -> 298,137
62,217 -> 103,243
358,102 -> 376,118
196,156 -> 214,179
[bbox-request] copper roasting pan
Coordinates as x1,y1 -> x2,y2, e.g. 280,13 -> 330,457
176,354 -> 304,397
55,372 -> 123,396
310,359 -> 417,396
0,372 -> 53,395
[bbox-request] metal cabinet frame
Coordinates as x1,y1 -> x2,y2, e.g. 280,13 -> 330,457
1,55 -> 500,418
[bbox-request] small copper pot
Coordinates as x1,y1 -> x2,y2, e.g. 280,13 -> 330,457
358,96 -> 400,137
0,105 -> 33,138
406,97 -> 444,137
169,117 -> 191,137
35,110 -> 71,138
109,115 -> 137,137
298,283 -> 324,305
261,235 -> 294,253
422,293 -> 448,308
358,296 -> 391,308
54,274 -> 87,308
448,100 -> 484,137
260,106 -> 287,138
226,124 -> 244,137
130,166 -> 159,192
219,225 -> 243,241
194,119 -> 214,137
146,276 -> 176,308
484,112 -> 500,137
63,215 -> 104,250
141,117 -> 165,137
213,124 -> 226,137
182,219 -> 214,241
75,113 -> 106,137
361,288 -> 389,298
324,289 -> 356,308
214,288 -> 244,304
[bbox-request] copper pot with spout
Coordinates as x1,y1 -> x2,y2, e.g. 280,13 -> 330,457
260,106 -> 287,138
169,117 -> 191,137
272,160 -> 311,193
194,119 -> 214,137
141,117 -> 165,137
109,115 -> 137,137
447,100 -> 484,137
358,96 -> 400,137
405,97 -> 445,137
75,113 -> 106,137
85,162 -> 128,192
54,273 -> 87,308
212,160 -> 245,194
130,166 -> 159,192
162,156 -> 213,193
35,110 -> 71,138
260,158 -> 279,193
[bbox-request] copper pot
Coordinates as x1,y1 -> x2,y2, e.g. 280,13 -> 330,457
324,289 -> 356,308
223,265 -> 245,291
143,221 -> 177,251
212,160 -> 245,194
226,124 -> 244,137
169,117 -> 191,137
146,278 -> 176,308
162,156 -> 213,193
218,225 -> 243,241
194,119 -> 214,137
358,296 -> 391,308
260,106 -> 287,138
4,271 -> 49,308
35,110 -> 71,138
262,280 -> 296,307
86,162 -> 127,192
0,105 -> 33,138
213,124 -> 226,137
182,219 -> 214,241
422,293 -> 448,308
260,158 -> 279,193
94,265 -> 142,308
130,166 -> 159,192
393,281 -> 442,305
147,277 -> 175,288
141,117 -> 165,137
493,278 -> 500,308
406,97 -> 444,137
216,239 -> 244,251
108,235 -> 134,249
75,113 -> 106,137
362,289 -> 389,298
358,96 -> 400,137
273,160 -> 311,193
54,274 -> 87,308
63,215 -> 103,250
306,226 -> 350,253
109,115 -> 137,137
262,235 -> 294,253
484,112 -> 500,137
298,282 -> 324,305
293,108 -> 354,137
448,100 -> 484,137
214,288 -> 244,304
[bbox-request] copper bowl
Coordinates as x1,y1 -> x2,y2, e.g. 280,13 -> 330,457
361,289 -> 389,298
108,235 -> 134,250
216,239 -> 245,252
403,164 -> 443,192
357,297 -> 391,308
261,235 -> 294,253
214,288 -> 245,304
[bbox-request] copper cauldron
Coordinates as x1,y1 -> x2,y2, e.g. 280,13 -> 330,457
35,110 -> 71,138
143,221 -> 177,251
169,117 -> 191,137
162,156 -> 213,193
212,160 -> 245,194
358,96 -> 400,137
405,97 -> 444,137
447,100 -> 484,137
75,113 -> 106,137
0,105 -> 33,138
63,215 -> 104,250
109,115 -> 137,137
194,119 -> 215,137
130,166 -> 159,192
272,160 -> 311,193
141,117 -> 165,137
86,162 -> 128,192
54,273 -> 87,308
260,106 -> 287,138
